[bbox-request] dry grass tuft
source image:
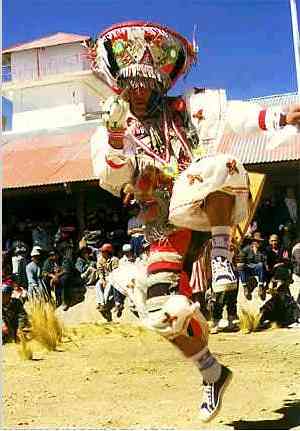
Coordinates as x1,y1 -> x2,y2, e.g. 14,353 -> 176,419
28,300 -> 63,351
239,308 -> 261,334
18,332 -> 33,360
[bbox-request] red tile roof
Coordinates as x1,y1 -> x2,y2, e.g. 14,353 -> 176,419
3,123 -> 98,189
3,32 -> 91,54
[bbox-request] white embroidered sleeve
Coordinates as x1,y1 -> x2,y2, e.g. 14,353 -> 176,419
225,101 -> 285,134
90,126 -> 135,197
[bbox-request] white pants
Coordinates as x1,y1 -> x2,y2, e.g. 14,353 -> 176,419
95,280 -> 114,306
169,154 -> 249,231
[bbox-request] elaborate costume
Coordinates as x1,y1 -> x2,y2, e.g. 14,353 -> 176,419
89,21 -> 299,422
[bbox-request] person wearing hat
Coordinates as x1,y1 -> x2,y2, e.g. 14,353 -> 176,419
119,243 -> 135,265
26,247 -> 49,301
238,234 -> 268,300
75,247 -> 98,286
42,249 -> 63,301
95,243 -> 119,321
89,20 -> 300,422
2,283 -> 29,343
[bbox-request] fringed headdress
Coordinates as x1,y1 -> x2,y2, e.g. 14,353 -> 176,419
88,21 -> 197,94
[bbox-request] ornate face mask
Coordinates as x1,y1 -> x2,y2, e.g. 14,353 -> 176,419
91,21 -> 196,94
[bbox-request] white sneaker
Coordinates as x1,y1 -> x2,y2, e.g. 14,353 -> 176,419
288,321 -> 300,328
212,256 -> 237,293
210,320 -> 220,334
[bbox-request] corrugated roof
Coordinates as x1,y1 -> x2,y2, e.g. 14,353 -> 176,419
2,123 -> 98,189
249,92 -> 300,107
3,32 -> 91,54
217,132 -> 300,164
217,92 -> 300,163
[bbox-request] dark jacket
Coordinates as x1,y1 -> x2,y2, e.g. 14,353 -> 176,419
239,245 -> 267,265
266,246 -> 289,271
2,298 -> 29,342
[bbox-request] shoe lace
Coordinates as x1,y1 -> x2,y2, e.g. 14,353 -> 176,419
203,383 -> 214,406
212,257 -> 235,279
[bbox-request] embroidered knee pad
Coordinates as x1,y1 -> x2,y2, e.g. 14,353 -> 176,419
141,294 -> 202,340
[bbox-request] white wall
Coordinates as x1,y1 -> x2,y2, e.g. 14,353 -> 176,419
13,82 -> 84,112
11,49 -> 38,81
83,86 -> 102,114
38,43 -> 89,76
8,42 -> 107,131
12,103 -> 86,132
12,82 -> 86,131
10,42 -> 89,82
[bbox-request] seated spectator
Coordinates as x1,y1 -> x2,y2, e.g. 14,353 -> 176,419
42,249 -> 62,299
54,246 -> 86,310
119,244 -> 135,265
26,247 -> 50,302
238,235 -> 267,300
266,234 -> 289,276
2,283 -> 29,344
260,265 -> 300,328
95,243 -> 119,321
127,205 -> 145,258
75,247 -> 98,286
12,244 -> 28,289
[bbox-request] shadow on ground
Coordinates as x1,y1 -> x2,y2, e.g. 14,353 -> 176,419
227,399 -> 300,430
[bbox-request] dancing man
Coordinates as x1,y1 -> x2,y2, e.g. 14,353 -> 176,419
89,21 -> 300,422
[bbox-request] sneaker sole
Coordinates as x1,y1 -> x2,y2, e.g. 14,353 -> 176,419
200,369 -> 233,423
212,282 -> 237,293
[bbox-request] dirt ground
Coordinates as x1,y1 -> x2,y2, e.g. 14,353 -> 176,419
3,285 -> 300,430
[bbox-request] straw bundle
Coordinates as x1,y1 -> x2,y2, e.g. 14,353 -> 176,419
238,308 -> 261,334
18,332 -> 33,360
28,300 -> 63,351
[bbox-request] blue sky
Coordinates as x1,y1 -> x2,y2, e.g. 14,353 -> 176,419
2,0 -> 298,108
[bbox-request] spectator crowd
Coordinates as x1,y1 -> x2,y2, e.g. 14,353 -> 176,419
2,188 -> 300,343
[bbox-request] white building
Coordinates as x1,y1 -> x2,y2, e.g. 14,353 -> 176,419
2,32 -> 113,132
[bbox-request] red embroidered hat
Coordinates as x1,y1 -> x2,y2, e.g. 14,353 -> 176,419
90,21 -> 197,93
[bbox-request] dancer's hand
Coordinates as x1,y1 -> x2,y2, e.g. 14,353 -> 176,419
285,104 -> 300,126
103,96 -> 129,131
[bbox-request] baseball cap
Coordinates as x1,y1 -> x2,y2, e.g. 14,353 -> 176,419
31,247 -> 41,257
122,244 -> 132,253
